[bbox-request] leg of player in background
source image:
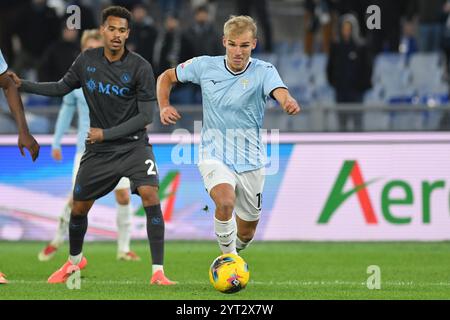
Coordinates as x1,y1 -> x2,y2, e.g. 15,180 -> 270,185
137,185 -> 176,285
115,187 -> 140,261
0,272 -> 8,284
210,184 -> 238,255
47,199 -> 94,283
39,152 -> 84,261
38,198 -> 72,261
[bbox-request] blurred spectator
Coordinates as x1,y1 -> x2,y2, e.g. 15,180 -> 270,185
191,0 -> 217,21
178,4 -> 222,104
304,0 -> 334,55
443,1 -> 450,73
364,0 -> 410,55
128,3 -> 158,67
155,15 -> 182,75
111,0 -> 146,11
441,1 -> 450,130
236,0 -> 273,52
155,15 -> 203,105
409,0 -> 446,52
399,20 -> 418,59
13,0 -> 61,76
0,0 -> 29,66
38,25 -> 80,82
327,14 -> 372,132
180,5 -> 223,62
158,0 -> 182,19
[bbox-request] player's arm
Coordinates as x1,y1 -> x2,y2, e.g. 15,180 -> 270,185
272,88 -> 301,115
89,100 -> 157,143
8,52 -> 83,97
0,72 -> 40,161
19,78 -> 73,97
156,68 -> 181,125
89,62 -> 157,143
52,94 -> 76,161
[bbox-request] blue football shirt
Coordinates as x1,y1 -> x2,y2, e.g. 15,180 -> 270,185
0,50 -> 8,74
52,89 -> 90,153
176,55 -> 287,173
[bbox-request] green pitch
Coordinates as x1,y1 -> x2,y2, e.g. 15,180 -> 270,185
0,241 -> 449,300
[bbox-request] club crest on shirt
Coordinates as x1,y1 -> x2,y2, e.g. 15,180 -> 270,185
121,72 -> 131,83
241,79 -> 249,89
87,78 -> 96,92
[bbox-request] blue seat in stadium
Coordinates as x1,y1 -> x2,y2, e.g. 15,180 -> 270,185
25,112 -> 51,134
410,68 -> 445,93
363,86 -> 390,130
314,85 -> 335,106
409,52 -> 442,70
253,53 -> 279,68
278,54 -> 311,87
310,54 -> 328,87
290,85 -> 315,106
377,68 -> 412,90
372,53 -> 406,84
0,114 -> 17,133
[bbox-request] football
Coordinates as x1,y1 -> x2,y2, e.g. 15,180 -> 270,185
209,253 -> 250,293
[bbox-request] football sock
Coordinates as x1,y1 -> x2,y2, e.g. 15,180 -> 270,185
69,214 -> 88,257
152,264 -> 164,274
145,204 -> 165,265
69,252 -> 83,265
51,202 -> 71,246
214,216 -> 237,254
116,203 -> 132,253
236,236 -> 253,252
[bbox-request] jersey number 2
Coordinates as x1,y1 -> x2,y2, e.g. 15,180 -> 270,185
145,159 -> 157,176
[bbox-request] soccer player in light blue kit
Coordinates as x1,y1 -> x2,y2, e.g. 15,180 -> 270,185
37,30 -> 140,263
0,49 -> 40,284
157,16 -> 300,254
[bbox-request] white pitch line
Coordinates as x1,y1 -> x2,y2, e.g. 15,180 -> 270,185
5,280 -> 450,287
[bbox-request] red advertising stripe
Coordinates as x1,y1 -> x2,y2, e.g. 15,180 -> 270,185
351,162 -> 378,224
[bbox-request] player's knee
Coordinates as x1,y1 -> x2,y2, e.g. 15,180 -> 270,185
115,190 -> 130,205
71,201 -> 92,216
138,186 -> 160,207
216,198 -> 235,216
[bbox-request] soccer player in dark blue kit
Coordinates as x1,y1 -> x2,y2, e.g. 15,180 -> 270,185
13,6 -> 175,285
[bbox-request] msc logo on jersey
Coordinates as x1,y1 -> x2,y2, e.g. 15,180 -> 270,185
121,72 -> 131,84
86,78 -> 130,97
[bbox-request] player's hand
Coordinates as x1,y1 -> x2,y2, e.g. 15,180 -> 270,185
282,97 -> 301,115
6,71 -> 21,87
87,128 -> 104,144
18,132 -> 40,162
52,148 -> 62,161
160,106 -> 181,125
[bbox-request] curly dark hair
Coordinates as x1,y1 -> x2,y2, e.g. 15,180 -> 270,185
102,6 -> 131,26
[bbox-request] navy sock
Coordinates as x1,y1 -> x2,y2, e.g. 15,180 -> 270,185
145,204 -> 165,265
69,214 -> 88,256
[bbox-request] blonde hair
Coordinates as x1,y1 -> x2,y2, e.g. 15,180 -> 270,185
80,29 -> 103,49
223,15 -> 257,38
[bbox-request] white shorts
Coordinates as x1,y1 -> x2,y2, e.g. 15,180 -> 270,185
72,152 -> 130,191
198,160 -> 265,222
